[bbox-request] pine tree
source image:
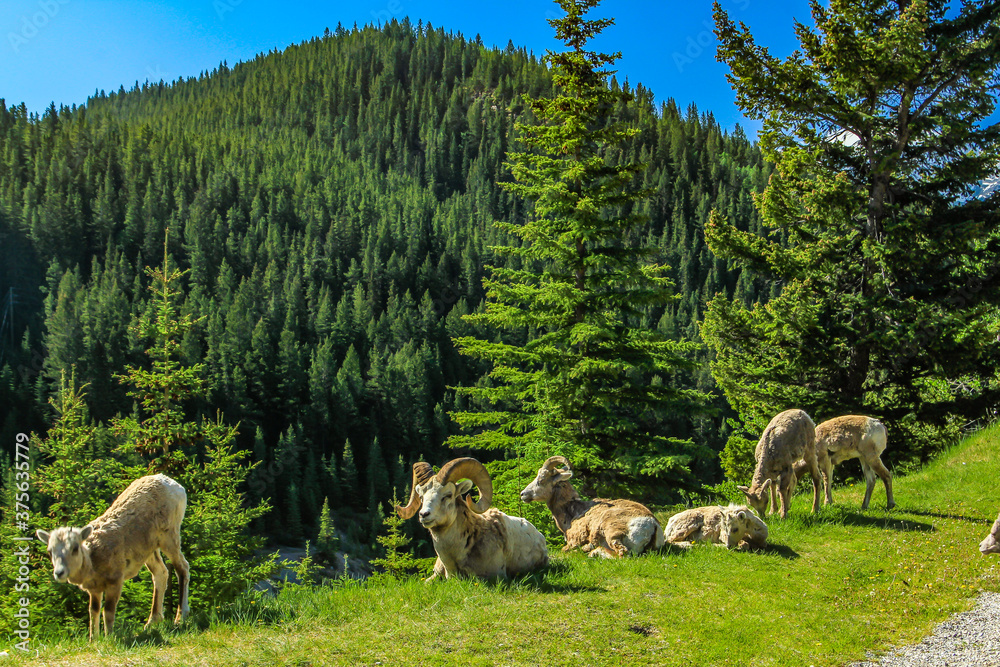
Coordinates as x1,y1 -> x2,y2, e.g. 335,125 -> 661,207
369,489 -> 420,579
449,0 -> 710,493
704,0 -> 1000,473
112,233 -> 276,609
316,496 -> 339,561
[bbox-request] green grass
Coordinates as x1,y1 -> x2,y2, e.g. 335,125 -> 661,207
14,425 -> 1000,666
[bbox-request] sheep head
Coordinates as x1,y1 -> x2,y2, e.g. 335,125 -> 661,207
724,506 -> 768,548
736,478 -> 772,519
396,458 -> 493,530
520,456 -> 573,503
37,526 -> 93,583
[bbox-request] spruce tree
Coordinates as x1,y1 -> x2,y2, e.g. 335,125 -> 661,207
704,0 -> 1000,473
449,0 -> 710,493
112,234 -> 275,608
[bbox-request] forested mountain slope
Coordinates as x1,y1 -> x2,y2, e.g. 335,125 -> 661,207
0,20 -> 771,542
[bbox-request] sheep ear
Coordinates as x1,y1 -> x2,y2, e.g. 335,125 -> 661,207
80,525 -> 93,541
736,485 -> 749,493
737,510 -> 746,521
554,471 -> 573,483
761,479 -> 773,491
455,479 -> 474,496
36,529 -> 50,544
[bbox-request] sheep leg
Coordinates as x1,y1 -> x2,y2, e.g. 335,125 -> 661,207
820,449 -> 834,505
102,580 -> 123,638
768,483 -> 779,516
145,550 -> 168,627
423,557 -> 446,583
860,461 -> 877,510
871,458 -> 895,510
87,590 -> 102,642
163,530 -> 191,622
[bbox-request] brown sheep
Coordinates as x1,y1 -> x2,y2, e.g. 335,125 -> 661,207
396,458 -> 548,581
664,504 -> 769,549
793,415 -> 894,510
520,456 -> 664,558
738,409 -> 821,519
36,474 -> 190,640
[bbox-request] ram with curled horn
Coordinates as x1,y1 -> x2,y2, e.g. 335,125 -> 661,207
396,457 -> 548,581
520,456 -> 664,558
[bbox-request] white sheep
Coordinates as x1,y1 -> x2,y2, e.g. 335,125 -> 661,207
396,457 -> 548,581
519,456 -> 665,558
664,504 -> 768,549
738,409 -> 821,519
981,510 -> 1000,555
36,474 -> 190,640
793,415 -> 894,510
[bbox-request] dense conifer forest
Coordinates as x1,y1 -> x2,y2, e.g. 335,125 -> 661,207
0,20 -> 773,544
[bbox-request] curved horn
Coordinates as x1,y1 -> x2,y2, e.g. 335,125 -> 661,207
542,455 -> 571,471
436,457 -> 492,514
396,462 -> 434,519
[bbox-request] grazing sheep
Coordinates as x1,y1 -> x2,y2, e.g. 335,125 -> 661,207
793,415 -> 894,510
519,456 -> 665,558
981,511 -> 1000,555
738,409 -> 821,519
396,457 -> 548,581
36,474 -> 190,641
664,505 -> 768,549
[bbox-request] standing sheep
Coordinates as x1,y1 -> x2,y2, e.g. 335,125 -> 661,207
738,409 -> 821,519
36,474 -> 190,640
664,505 -> 768,549
520,456 -> 664,558
793,415 -> 894,510
981,510 -> 1000,555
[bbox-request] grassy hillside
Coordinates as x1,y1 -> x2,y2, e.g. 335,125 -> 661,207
13,424 -> 1000,666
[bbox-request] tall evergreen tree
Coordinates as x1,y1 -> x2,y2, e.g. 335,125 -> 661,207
704,0 -> 1000,475
449,0 -> 710,494
112,234 -> 275,608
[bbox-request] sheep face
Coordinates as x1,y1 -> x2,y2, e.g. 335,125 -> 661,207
520,467 -> 572,503
981,515 -> 1000,555
36,526 -> 93,583
727,508 -> 768,548
415,478 -> 475,530
736,478 -> 772,519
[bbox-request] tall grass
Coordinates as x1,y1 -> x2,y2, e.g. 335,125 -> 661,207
13,425 -> 1000,666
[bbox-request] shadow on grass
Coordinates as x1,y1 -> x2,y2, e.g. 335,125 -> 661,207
786,506 -> 935,532
900,508 -> 993,525
755,542 -> 800,560
118,626 -> 171,648
496,559 -> 607,594
838,512 -> 935,532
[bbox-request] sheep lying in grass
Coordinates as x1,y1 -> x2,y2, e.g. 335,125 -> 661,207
793,415 -> 894,510
36,474 -> 190,640
981,511 -> 1000,555
738,409 -> 821,519
664,505 -> 768,549
519,456 -> 664,558
396,457 -> 548,581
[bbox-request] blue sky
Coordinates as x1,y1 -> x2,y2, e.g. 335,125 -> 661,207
0,0 -> 881,138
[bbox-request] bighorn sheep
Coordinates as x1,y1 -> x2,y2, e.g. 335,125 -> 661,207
738,409 -> 820,519
981,510 -> 1000,555
792,415 -> 894,510
664,505 -> 768,549
396,457 -> 548,581
519,456 -> 665,558
36,474 -> 190,640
